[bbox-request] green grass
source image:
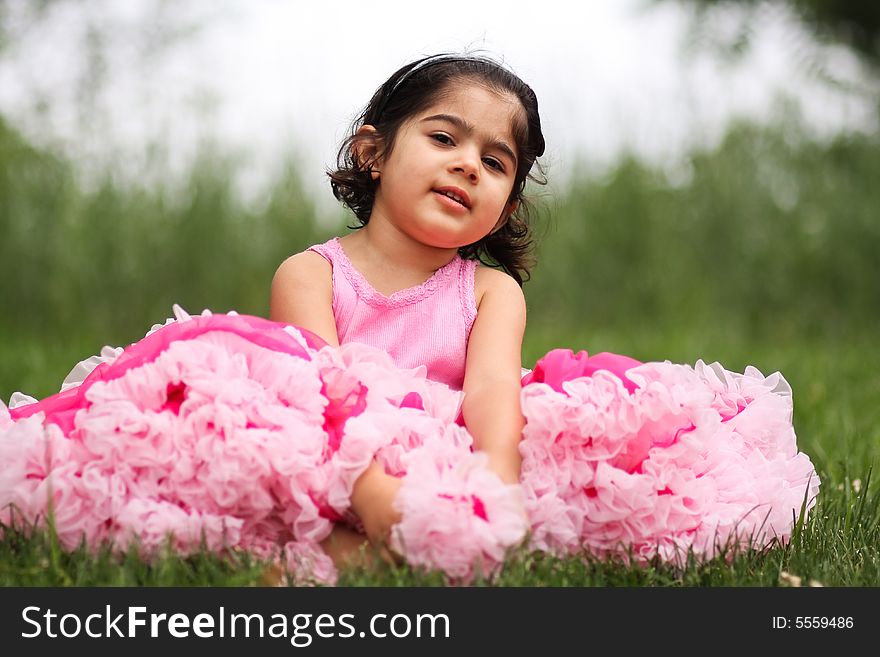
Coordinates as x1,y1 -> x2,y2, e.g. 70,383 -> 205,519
0,522 -> 271,587
1,473 -> 876,586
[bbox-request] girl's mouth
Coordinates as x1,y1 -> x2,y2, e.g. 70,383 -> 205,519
433,190 -> 469,211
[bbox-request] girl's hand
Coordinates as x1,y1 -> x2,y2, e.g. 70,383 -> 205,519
349,460 -> 403,547
317,462 -> 404,571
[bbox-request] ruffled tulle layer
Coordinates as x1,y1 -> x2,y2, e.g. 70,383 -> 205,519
0,307 -> 819,584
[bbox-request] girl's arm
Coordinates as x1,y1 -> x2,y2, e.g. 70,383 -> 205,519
270,251 -> 340,347
462,267 -> 527,485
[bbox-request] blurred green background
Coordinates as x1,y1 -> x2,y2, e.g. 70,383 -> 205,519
1,0 -> 878,486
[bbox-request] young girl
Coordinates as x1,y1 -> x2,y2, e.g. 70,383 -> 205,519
269,53 -> 544,564
0,53 -> 819,584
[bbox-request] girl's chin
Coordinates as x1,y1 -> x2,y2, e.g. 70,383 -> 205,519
416,226 -> 482,251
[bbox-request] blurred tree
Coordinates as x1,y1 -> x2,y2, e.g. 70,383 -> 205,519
672,1 -> 880,68
794,1 -> 880,62
0,0 -> 213,167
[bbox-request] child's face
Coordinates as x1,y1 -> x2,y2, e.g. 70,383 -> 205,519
366,82 -> 521,250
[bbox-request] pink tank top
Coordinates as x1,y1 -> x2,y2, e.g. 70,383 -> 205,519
308,238 -> 478,390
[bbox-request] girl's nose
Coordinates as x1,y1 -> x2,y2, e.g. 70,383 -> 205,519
451,148 -> 480,182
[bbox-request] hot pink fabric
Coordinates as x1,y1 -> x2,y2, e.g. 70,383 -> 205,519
521,348 -> 643,394
308,238 -> 477,391
8,313 -> 326,433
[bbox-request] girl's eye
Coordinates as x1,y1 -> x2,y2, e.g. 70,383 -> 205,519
431,133 -> 453,145
483,157 -> 504,172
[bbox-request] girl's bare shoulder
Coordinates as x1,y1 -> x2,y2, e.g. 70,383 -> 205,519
473,263 -> 524,310
273,249 -> 332,290
270,248 -> 338,340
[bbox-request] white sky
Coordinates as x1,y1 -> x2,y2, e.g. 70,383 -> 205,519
0,0 -> 875,212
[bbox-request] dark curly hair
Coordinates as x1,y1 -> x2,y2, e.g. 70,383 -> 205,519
327,53 -> 547,285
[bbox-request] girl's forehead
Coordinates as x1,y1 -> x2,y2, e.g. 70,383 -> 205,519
416,84 -> 521,139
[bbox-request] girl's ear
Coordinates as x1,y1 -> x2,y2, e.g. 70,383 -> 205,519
353,125 -> 383,180
491,199 -> 519,234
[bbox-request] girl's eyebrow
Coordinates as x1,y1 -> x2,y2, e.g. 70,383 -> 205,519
420,113 -> 518,167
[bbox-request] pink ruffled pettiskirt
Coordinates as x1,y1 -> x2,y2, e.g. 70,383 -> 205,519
0,308 -> 819,584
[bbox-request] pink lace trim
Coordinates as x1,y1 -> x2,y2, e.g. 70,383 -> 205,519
459,259 -> 478,329
323,237 -> 463,309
